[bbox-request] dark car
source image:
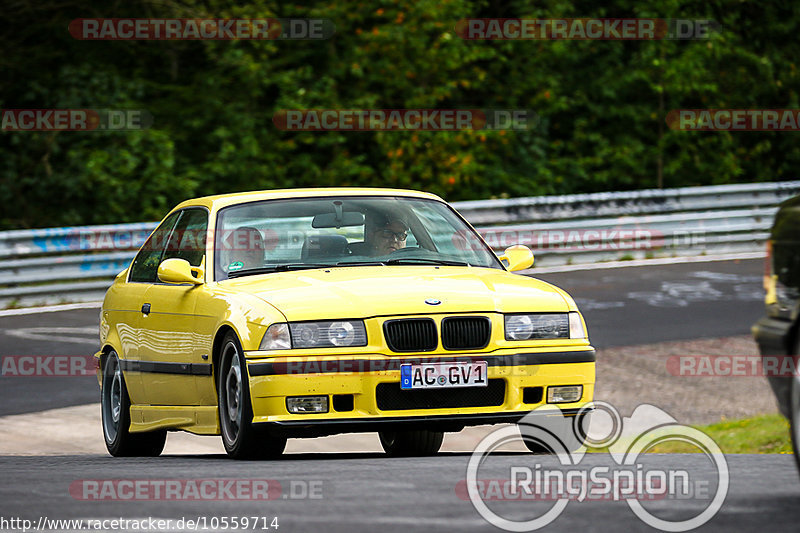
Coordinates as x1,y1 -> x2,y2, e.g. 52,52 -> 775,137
752,194 -> 800,470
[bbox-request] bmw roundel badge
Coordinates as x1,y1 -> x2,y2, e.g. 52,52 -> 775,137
425,298 -> 442,305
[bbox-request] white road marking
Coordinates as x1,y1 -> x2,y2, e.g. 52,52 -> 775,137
523,252 -> 765,274
0,302 -> 101,317
4,326 -> 98,345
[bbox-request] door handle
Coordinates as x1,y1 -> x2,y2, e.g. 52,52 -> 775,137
141,303 -> 151,314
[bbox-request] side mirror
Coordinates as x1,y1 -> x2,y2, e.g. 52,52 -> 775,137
158,258 -> 203,285
498,245 -> 534,272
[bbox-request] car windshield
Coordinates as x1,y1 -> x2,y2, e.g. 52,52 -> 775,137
214,196 -> 502,280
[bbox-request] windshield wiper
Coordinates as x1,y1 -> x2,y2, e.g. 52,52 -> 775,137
336,261 -> 386,267
227,258 -> 469,278
227,263 -> 337,278
384,258 -> 469,267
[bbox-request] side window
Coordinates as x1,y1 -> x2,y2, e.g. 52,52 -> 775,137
163,208 -> 208,267
129,211 -> 181,283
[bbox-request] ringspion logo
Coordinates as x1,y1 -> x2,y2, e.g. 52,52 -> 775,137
464,402 -> 728,531
455,19 -> 718,40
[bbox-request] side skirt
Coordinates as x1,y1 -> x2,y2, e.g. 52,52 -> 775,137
129,405 -> 220,435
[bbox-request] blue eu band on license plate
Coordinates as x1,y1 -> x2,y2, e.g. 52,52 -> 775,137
400,361 -> 488,390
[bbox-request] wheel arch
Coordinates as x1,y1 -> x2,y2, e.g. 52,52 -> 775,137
212,324 -> 239,386
97,343 -> 120,388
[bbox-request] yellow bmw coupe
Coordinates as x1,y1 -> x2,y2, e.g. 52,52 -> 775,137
96,188 -> 595,458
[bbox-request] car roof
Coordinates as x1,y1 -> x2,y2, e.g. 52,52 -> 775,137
172,187 -> 446,212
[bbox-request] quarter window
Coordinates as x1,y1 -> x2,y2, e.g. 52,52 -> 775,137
128,211 -> 181,283
163,208 -> 208,267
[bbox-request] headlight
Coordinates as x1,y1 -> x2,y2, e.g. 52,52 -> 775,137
260,320 -> 368,350
291,320 -> 367,348
504,313 -> 569,340
290,320 -> 367,348
260,323 -> 291,350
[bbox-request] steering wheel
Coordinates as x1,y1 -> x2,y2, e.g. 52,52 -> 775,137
385,246 -> 424,257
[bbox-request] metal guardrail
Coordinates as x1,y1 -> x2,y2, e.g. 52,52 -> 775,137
2,181 -> 798,307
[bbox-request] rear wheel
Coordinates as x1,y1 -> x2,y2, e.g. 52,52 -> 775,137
101,351 -> 166,457
218,332 -> 286,459
379,430 -> 444,456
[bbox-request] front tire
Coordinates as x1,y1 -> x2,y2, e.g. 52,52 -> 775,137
519,411 -> 591,454
379,430 -> 444,456
101,351 -> 166,457
218,332 -> 286,459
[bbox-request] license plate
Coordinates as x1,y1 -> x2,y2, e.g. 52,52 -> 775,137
400,361 -> 488,390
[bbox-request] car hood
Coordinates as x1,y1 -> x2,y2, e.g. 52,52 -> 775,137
221,266 -> 572,321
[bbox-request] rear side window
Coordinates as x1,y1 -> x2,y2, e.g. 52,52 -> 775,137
163,208 -> 208,267
128,211 -> 181,283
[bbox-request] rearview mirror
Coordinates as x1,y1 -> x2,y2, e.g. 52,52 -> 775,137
312,211 -> 365,228
498,245 -> 534,272
158,258 -> 203,285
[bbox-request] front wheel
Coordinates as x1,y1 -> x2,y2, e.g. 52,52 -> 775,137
379,430 -> 444,456
218,332 -> 286,459
519,411 -> 592,454
101,351 -> 166,457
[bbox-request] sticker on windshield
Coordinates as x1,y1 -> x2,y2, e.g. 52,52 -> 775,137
228,261 -> 244,271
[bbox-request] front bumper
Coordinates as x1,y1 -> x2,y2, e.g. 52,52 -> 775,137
752,316 -> 796,418
244,349 -> 595,437
253,408 -> 591,437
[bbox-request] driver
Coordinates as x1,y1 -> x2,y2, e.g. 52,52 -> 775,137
365,214 -> 409,256
223,226 -> 264,270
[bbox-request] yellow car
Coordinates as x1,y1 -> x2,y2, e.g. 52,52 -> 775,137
96,188 -> 594,458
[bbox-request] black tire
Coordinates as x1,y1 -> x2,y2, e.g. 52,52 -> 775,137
520,436 -> 554,454
519,411 -> 591,454
379,430 -> 444,456
218,332 -> 286,459
101,351 -> 166,457
789,334 -> 800,476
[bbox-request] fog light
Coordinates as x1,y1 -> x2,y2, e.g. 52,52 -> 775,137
547,385 -> 583,404
286,396 -> 329,414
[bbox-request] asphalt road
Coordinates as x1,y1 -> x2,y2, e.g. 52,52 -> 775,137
0,259 -> 764,416
535,259 -> 764,348
1,258 -> 794,533
0,454 -> 796,532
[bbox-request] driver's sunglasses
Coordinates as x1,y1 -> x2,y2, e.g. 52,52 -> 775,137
377,229 -> 408,241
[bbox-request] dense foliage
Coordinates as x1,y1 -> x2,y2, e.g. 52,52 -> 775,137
2,0 -> 798,228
